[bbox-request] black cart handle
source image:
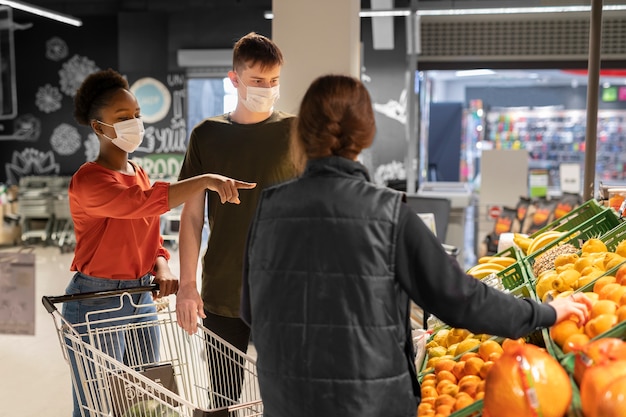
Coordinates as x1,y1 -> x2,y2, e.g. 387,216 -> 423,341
42,284 -> 158,313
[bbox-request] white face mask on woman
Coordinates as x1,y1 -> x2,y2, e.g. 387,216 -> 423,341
97,118 -> 145,153
238,77 -> 280,113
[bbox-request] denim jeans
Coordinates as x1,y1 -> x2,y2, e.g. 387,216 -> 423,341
62,272 -> 160,417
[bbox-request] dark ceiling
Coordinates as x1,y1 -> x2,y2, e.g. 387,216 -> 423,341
12,0 -> 569,18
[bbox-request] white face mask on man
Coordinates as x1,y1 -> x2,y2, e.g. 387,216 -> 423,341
238,77 -> 280,113
96,118 -> 145,153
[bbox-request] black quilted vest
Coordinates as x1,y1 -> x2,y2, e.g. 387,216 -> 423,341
247,156 -> 418,417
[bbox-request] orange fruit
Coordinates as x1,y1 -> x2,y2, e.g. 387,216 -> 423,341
478,340 -> 504,362
550,319 -> 582,348
607,285 -> 626,304
617,305 -> 626,323
501,338 -> 526,351
479,360 -> 495,379
434,394 -> 456,408
422,385 -> 439,399
423,373 -> 437,383
438,382 -> 459,397
418,402 -> 434,416
590,299 -> 619,318
436,379 -> 454,394
562,333 -> 590,354
458,378 -> 480,397
594,275 -> 617,294
599,283 -> 622,300
451,361 -> 465,380
458,374 -> 481,387
463,357 -> 485,377
459,352 -> 480,361
584,313 -> 618,338
436,370 -> 457,385
421,396 -> 437,407
453,394 -> 475,411
434,359 -> 457,374
435,403 -> 453,416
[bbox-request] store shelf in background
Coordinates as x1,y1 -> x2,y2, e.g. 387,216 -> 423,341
529,199 -> 609,239
485,109 -> 626,188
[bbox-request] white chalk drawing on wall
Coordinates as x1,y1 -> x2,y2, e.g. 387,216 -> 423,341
374,160 -> 407,186
84,132 -> 99,162
45,36 -> 68,62
12,114 -> 41,141
130,77 -> 172,124
132,154 -> 184,179
59,54 -> 99,97
137,85 -> 186,155
50,123 -> 81,156
373,88 -> 407,125
5,148 -> 60,185
35,84 -> 62,113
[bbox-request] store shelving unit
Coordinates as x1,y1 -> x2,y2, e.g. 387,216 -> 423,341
484,108 -> 626,188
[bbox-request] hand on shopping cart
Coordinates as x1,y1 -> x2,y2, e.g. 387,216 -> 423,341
176,283 -> 206,335
206,174 -> 256,204
153,257 -> 180,298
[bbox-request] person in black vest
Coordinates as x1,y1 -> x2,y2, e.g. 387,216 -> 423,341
240,74 -> 591,417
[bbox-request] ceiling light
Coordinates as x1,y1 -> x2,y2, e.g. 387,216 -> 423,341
265,5 -> 626,19
455,69 -> 496,77
0,0 -> 82,26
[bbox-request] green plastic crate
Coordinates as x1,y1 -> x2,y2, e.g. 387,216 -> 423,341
529,199 -> 608,239
491,245 -> 524,261
495,260 -> 532,292
596,219 -> 626,252
525,208 -> 621,276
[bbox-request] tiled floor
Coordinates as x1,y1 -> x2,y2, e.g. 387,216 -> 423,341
0,243 -> 188,417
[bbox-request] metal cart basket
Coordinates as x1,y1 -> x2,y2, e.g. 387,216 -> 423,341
42,287 -> 262,417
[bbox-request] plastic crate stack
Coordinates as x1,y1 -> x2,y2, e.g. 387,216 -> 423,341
417,198 -> 626,417
17,176 -> 55,244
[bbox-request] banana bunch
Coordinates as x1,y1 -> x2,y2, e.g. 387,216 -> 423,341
467,256 -> 516,279
514,230 -> 565,255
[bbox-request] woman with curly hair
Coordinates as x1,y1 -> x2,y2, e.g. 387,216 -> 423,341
63,68 -> 255,417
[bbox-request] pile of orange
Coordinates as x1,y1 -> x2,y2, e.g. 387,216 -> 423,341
417,338 -> 520,417
549,263 -> 626,354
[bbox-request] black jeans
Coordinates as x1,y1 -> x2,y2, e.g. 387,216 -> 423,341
203,310 -> 251,408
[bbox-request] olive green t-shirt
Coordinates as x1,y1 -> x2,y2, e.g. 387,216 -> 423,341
178,111 -> 297,317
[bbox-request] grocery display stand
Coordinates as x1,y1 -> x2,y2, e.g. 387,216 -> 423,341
418,198 -> 626,417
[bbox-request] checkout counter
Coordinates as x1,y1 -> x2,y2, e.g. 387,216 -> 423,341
406,182 -> 474,269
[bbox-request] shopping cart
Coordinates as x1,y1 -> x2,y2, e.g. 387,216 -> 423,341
42,286 -> 262,417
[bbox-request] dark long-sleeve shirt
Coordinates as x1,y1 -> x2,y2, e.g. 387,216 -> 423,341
242,198 -> 556,338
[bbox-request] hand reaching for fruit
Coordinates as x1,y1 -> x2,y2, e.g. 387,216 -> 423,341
548,292 -> 593,325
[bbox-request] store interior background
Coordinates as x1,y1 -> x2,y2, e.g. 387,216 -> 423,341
2,1 -> 626,415
2,0 -> 626,261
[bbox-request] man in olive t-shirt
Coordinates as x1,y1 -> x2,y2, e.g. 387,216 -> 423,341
176,34 -> 297,407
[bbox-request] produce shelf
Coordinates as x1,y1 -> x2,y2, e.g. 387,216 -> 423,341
529,199 -> 610,239
524,208 -> 621,280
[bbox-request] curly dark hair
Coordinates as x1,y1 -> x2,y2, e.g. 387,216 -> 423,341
74,68 -> 130,126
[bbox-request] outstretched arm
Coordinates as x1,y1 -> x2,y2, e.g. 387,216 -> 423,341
168,173 -> 256,209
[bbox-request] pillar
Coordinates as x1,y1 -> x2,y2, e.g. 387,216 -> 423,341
272,0 -> 361,114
